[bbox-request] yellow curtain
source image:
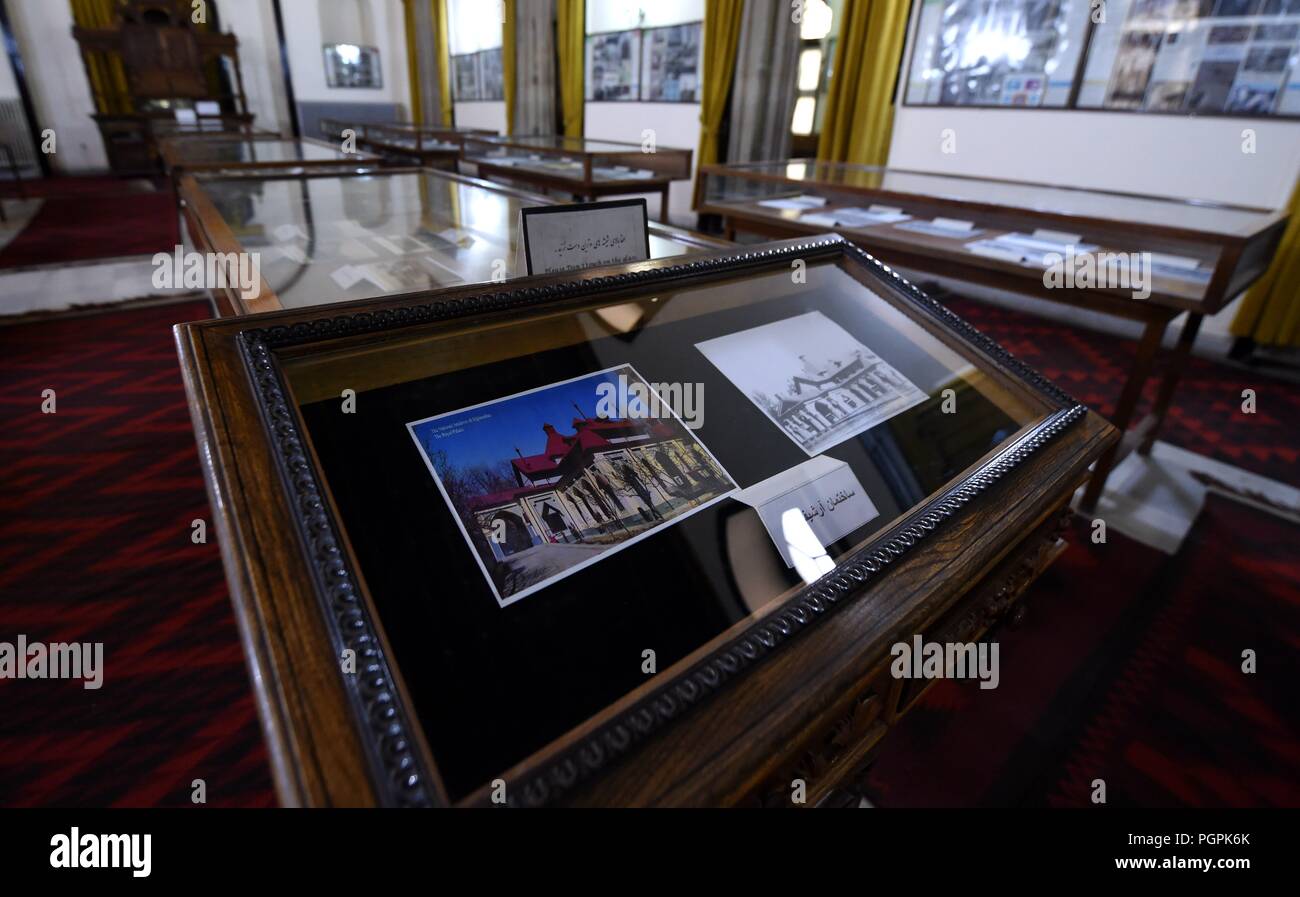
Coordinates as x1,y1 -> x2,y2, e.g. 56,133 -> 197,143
816,0 -> 910,165
69,0 -> 131,116
433,0 -> 453,126
503,1 -> 516,135
404,0 -> 423,124
697,0 -> 743,167
556,0 -> 584,137
1230,182 -> 1300,347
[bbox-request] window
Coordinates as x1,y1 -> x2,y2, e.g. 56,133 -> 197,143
791,0 -> 841,146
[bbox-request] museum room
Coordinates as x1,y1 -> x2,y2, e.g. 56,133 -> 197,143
0,0 -> 1296,836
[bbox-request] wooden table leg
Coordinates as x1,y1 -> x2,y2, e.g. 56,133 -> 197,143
660,185 -> 670,223
1138,312 -> 1203,457
1079,315 -> 1169,512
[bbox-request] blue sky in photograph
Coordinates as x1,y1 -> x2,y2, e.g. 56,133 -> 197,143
411,366 -> 650,473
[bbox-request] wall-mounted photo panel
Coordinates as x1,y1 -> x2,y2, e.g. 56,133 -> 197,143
586,30 -> 641,101
640,22 -> 702,102
479,48 -> 505,101
453,53 -> 480,101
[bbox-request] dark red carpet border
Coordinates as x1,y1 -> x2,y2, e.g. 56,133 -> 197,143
0,299 -> 274,807
0,281 -> 1296,807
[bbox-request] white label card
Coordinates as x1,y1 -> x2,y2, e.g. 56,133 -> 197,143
734,456 -> 878,570
520,199 -> 650,275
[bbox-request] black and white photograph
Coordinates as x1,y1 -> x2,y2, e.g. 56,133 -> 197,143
408,364 -> 736,606
695,311 -> 929,457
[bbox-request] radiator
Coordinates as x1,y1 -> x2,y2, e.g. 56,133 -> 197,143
0,98 -> 39,174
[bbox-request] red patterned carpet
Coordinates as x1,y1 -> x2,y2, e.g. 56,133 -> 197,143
0,291 -> 1295,807
861,496 -> 1300,807
0,176 -> 179,269
0,300 -> 274,807
943,295 -> 1300,488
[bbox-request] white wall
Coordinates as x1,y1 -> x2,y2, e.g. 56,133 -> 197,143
888,6 -> 1300,209
6,0 -> 106,172
279,0 -> 410,110
221,0 -> 294,135
454,101 -> 507,133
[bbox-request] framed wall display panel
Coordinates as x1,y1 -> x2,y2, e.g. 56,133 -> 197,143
586,30 -> 642,100
453,53 -> 481,101
905,0 -> 1300,117
174,235 -> 1116,806
479,48 -> 506,101
640,22 -> 703,102
178,167 -> 729,316
462,135 -> 694,222
695,159 -> 1288,509
323,44 -> 383,89
905,0 -> 1092,108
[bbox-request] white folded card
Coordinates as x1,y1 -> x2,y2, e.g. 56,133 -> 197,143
733,455 -> 878,570
520,199 -> 650,275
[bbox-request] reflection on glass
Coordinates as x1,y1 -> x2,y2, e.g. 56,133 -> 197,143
197,172 -> 707,308
782,508 -> 836,584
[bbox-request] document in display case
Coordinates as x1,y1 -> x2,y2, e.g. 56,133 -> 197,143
696,158 -> 1288,510
174,236 -> 1115,807
463,135 -> 693,222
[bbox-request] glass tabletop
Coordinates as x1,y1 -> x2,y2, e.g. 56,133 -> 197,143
711,160 -> 1277,238
196,171 -> 706,307
475,134 -> 670,155
171,138 -> 359,166
279,255 -> 1050,800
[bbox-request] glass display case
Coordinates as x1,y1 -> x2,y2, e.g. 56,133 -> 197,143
698,159 -> 1285,309
174,235 -> 1115,806
356,123 -> 498,168
696,158 -> 1287,512
462,135 -> 693,222
160,136 -> 381,178
179,167 -> 731,315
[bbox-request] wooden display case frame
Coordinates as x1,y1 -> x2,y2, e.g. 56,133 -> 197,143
174,234 -> 1115,807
